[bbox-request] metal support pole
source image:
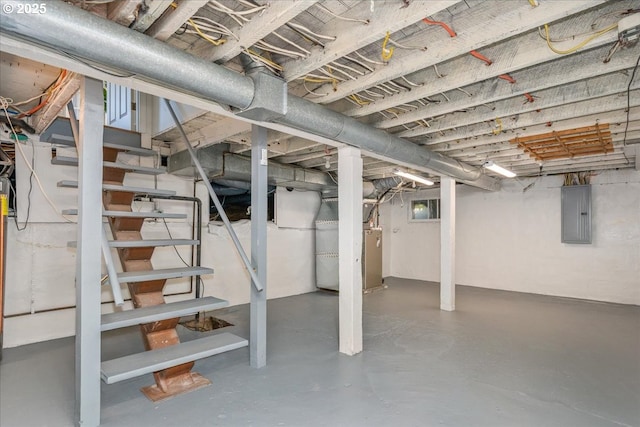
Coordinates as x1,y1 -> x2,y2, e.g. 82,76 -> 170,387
74,77 -> 104,427
338,146 -> 363,355
250,125 -> 268,368
440,176 -> 456,311
163,99 -> 263,292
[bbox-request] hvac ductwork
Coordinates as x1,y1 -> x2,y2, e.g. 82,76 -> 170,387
0,1 -> 488,184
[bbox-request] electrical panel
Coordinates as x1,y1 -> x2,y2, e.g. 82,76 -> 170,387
561,185 -> 592,244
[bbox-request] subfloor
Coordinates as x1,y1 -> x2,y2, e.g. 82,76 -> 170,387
1,278 -> 639,427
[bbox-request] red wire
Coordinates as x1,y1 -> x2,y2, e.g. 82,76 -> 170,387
469,50 -> 492,66
422,18 -> 457,37
498,74 -> 516,84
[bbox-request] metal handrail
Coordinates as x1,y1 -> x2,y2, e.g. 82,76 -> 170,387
164,99 -> 264,292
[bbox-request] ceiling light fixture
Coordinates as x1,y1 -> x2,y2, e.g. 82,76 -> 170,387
483,161 -> 516,178
393,170 -> 434,186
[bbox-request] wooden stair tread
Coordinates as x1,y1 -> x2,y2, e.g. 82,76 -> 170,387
101,333 -> 248,384
101,296 -> 228,331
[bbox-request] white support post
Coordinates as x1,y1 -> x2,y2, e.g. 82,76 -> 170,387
74,77 -> 104,427
338,146 -> 363,355
440,176 -> 456,312
250,125 -> 268,368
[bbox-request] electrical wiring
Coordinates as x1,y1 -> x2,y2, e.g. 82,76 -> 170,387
528,0 -> 538,7
456,87 -> 473,97
1,105 -> 73,225
543,22 -> 617,55
206,1 -> 249,27
354,51 -> 385,66
498,74 -> 516,84
243,48 -> 283,73
162,218 -> 191,267
189,15 -> 238,40
401,76 -> 422,87
470,50 -> 492,66
187,18 -> 227,46
315,3 -> 369,25
492,117 -> 503,135
622,53 -> 640,147
288,23 -> 336,41
302,80 -> 328,97
272,31 -> 311,55
422,18 -> 457,37
330,60 -> 366,77
440,92 -> 451,102
11,70 -> 70,119
376,84 -> 395,95
286,24 -> 325,47
387,80 -> 410,92
433,64 -> 445,78
348,94 -> 371,106
343,55 -> 374,73
319,66 -> 350,81
381,31 -> 394,61
387,37 -> 427,51
255,40 -> 306,59
364,89 -> 385,98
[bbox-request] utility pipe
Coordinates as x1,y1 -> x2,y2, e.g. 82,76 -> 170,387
0,0 -> 483,183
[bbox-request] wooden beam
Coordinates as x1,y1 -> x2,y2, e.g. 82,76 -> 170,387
146,0 -> 208,41
131,0 -> 174,32
190,1 -> 319,63
282,1 -> 458,81
107,0 -> 144,26
31,73 -> 81,134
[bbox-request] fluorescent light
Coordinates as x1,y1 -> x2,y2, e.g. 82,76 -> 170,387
393,170 -> 434,186
483,161 -> 516,178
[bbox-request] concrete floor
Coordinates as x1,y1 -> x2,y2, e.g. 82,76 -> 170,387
1,278 -> 639,427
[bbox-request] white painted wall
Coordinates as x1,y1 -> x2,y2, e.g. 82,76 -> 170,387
383,169 -> 640,305
4,140 -> 319,348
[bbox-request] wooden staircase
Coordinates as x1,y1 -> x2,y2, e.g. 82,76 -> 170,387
44,118 -> 247,401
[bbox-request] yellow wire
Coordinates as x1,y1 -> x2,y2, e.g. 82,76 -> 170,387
348,94 -> 371,105
245,49 -> 283,71
381,31 -> 394,61
492,118 -> 503,135
189,19 -> 226,46
528,0 -> 538,7
544,23 -> 617,55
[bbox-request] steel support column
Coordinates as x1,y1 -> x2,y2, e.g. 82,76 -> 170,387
250,125 -> 268,368
74,77 -> 104,427
440,176 -> 456,312
338,146 -> 363,355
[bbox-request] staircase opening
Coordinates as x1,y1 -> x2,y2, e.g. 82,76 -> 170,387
180,315 -> 233,332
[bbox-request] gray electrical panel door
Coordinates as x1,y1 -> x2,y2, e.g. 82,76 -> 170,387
561,185 -> 591,244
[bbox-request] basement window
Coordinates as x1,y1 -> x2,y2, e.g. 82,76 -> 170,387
410,199 -> 440,221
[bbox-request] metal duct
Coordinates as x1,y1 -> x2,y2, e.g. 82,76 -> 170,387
0,1 -> 485,184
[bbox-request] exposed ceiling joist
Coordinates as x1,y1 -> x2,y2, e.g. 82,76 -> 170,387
319,0 -> 607,106
376,45 -> 640,130
131,0 -> 174,32
107,0 -> 144,26
399,72 -> 637,139
281,0 -> 458,81
190,1 -> 320,63
146,0 -> 209,41
420,94 -> 640,148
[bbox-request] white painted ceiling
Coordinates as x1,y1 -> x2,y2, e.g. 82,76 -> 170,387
3,0 -> 640,186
